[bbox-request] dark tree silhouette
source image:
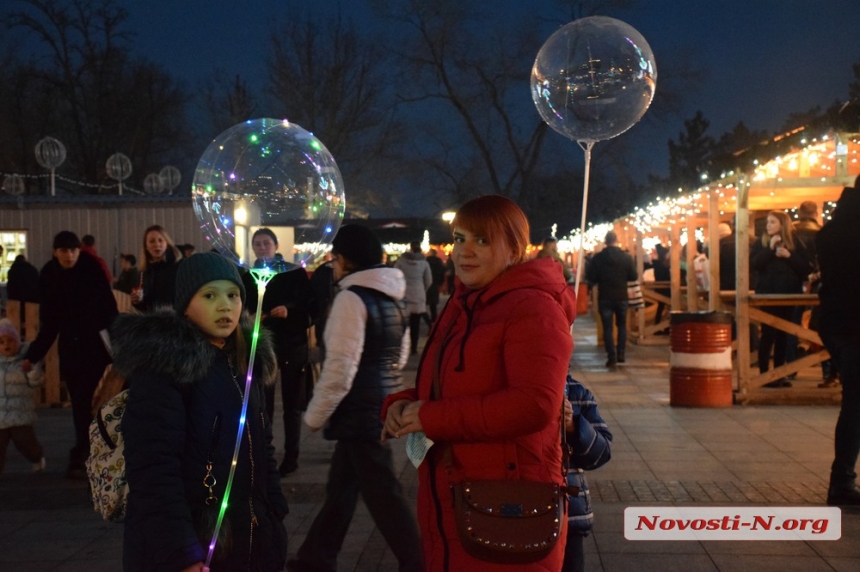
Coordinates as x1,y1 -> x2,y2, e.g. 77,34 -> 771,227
2,0 -> 192,194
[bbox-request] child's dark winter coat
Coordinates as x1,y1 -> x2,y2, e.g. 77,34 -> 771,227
112,310 -> 287,571
566,376 -> 612,535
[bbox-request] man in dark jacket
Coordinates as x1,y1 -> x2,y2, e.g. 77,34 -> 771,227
818,181 -> 860,506
785,201 -> 823,368
587,231 -> 637,367
241,230 -> 317,477
23,231 -> 117,478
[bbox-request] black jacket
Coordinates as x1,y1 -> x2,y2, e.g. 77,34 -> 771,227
6,257 -> 40,303
324,285 -> 406,441
242,263 -> 316,353
793,218 -> 821,271
113,267 -> 141,295
309,262 -> 335,348
750,239 -> 812,294
112,311 -> 287,571
426,255 -> 446,288
718,235 -> 737,291
25,251 -> 116,372
818,187 -> 860,337
133,259 -> 178,312
587,245 -> 637,302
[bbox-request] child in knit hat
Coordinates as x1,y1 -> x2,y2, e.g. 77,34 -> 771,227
111,252 -> 288,570
0,319 -> 46,475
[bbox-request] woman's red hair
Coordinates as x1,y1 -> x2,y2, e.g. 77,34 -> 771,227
452,195 -> 530,264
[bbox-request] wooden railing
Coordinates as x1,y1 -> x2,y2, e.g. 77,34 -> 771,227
719,292 -> 827,395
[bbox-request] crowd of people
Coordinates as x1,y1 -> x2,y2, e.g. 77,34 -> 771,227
596,200 -> 832,390
0,195 -> 610,571
2,180 -> 859,571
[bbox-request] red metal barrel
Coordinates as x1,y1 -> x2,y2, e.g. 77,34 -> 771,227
669,311 -> 733,407
576,283 -> 588,315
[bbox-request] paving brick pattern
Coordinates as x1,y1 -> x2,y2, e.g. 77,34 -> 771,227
590,480 -> 827,504
1,309 -> 858,571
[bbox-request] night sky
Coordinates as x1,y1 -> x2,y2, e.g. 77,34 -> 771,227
124,1 -> 859,166
7,0 -> 860,212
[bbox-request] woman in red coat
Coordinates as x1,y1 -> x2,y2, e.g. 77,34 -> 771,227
382,195 -> 577,571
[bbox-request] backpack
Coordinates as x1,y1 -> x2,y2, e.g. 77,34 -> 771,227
86,389 -> 130,522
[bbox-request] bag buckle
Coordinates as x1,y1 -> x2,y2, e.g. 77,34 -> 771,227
499,504 -> 524,517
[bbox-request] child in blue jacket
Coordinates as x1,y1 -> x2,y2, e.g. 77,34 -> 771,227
563,375 -> 613,572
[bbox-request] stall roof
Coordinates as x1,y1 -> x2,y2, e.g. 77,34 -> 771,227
624,130 -> 860,234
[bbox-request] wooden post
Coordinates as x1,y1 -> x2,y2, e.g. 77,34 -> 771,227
736,174 -> 752,398
686,215 -> 697,311
670,224 -> 682,311
709,191 -> 721,311
6,300 -> 22,333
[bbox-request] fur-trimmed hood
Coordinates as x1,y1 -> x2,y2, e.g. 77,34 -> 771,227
110,309 -> 278,386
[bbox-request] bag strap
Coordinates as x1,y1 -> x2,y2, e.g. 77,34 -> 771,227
96,406 -> 117,450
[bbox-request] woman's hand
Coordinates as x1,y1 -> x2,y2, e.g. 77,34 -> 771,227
381,399 -> 411,441
397,400 -> 425,437
21,359 -> 32,373
775,245 -> 791,258
130,288 -> 143,304
267,305 -> 288,319
769,235 -> 782,249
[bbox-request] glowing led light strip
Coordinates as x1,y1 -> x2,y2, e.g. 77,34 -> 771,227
204,266 -> 275,570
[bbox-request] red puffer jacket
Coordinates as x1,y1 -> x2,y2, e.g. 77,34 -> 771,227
384,256 -> 577,571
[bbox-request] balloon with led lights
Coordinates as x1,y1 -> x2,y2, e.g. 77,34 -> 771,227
192,118 -> 346,271
191,118 -> 345,569
531,16 -> 656,143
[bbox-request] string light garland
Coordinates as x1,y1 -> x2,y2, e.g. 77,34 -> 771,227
1,169 -> 183,196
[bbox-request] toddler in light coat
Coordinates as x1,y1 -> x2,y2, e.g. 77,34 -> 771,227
0,319 -> 45,475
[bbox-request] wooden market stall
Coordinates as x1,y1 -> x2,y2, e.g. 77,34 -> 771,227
613,130 -> 860,401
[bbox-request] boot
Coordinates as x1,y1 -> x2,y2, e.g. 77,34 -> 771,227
827,484 -> 860,506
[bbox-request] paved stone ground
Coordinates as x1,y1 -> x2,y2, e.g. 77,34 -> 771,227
1,310 -> 858,571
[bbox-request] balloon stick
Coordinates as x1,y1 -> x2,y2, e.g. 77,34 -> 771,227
574,140 -> 595,294
204,267 -> 275,568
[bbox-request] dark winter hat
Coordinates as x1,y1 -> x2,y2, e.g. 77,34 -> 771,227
331,224 -> 383,270
173,252 -> 246,313
53,230 -> 81,250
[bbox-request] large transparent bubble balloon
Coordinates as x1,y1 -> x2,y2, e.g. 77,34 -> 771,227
192,118 -> 345,270
531,16 -> 657,143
